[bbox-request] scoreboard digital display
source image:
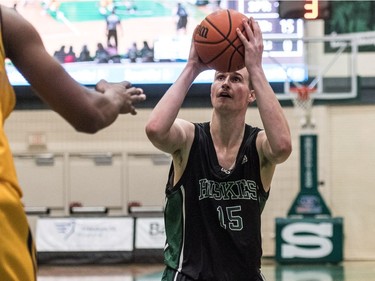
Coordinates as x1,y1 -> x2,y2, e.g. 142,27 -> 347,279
229,0 -> 306,82
278,0 -> 331,20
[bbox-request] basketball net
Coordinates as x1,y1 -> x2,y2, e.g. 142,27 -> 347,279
290,86 -> 316,129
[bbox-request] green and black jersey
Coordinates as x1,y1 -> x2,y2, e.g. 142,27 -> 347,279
162,122 -> 269,281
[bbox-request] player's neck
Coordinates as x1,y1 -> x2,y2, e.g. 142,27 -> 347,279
210,118 -> 245,148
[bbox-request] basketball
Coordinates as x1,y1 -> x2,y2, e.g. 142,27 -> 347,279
193,9 -> 248,72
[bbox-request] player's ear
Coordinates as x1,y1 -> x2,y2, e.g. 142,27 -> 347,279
248,89 -> 256,103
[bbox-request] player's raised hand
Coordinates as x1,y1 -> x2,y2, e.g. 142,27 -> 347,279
236,17 -> 264,70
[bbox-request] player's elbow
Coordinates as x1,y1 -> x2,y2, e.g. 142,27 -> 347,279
145,119 -> 171,147
274,137 -> 292,163
145,120 -> 161,142
73,122 -> 102,134
70,113 -> 109,134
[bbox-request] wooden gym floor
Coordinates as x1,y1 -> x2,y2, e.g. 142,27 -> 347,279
37,260 -> 375,280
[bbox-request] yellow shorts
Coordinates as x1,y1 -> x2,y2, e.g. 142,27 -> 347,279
0,182 -> 37,281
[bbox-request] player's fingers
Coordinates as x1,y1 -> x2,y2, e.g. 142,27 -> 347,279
236,22 -> 250,45
236,26 -> 246,41
243,18 -> 254,40
119,97 -> 137,115
129,88 -> 146,102
119,80 -> 132,89
129,106 -> 137,115
250,18 -> 263,42
192,25 -> 200,41
95,79 -> 108,92
127,87 -> 145,97
237,20 -> 253,47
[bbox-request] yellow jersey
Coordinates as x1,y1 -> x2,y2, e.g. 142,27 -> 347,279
0,7 -> 37,280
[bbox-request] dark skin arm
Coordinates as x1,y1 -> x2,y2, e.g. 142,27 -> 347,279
1,6 -> 145,133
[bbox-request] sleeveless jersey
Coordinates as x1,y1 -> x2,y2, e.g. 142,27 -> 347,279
163,122 -> 269,281
0,7 -> 37,280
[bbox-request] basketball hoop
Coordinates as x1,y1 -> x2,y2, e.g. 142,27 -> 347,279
290,86 -> 316,129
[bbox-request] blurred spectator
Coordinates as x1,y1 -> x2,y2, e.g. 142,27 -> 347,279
176,2 -> 188,35
94,43 -> 110,63
53,45 -> 67,63
106,43 -> 122,63
140,41 -> 154,62
127,42 -> 139,63
78,44 -> 93,62
64,46 -> 77,63
106,43 -> 118,57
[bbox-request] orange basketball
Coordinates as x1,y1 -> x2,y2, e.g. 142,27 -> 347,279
193,9 -> 248,72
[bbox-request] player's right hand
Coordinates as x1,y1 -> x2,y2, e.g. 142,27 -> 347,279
96,79 -> 146,115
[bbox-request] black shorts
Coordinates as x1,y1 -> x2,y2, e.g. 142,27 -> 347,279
162,266 -> 266,281
177,16 -> 188,30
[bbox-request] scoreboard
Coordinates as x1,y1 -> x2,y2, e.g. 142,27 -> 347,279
230,0 -> 306,82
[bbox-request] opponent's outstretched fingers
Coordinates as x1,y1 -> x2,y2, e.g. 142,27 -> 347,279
122,87 -> 146,115
130,87 -> 146,103
129,105 -> 137,115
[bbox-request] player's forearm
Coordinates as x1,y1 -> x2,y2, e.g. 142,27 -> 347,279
146,64 -> 199,136
252,70 -> 292,159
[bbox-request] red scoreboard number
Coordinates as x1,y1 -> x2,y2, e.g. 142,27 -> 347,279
278,0 -> 331,20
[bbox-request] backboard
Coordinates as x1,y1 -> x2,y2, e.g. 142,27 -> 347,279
269,31 -> 375,102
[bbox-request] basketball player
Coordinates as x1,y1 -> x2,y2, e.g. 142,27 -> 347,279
145,18 -> 291,280
0,5 -> 145,280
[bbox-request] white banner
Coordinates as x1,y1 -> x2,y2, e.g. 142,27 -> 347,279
36,217 -> 134,252
135,217 -> 165,249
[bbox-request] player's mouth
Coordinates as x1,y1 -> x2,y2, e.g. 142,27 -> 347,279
218,91 -> 232,98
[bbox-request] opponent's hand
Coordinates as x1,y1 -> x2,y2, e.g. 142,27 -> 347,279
96,80 -> 146,115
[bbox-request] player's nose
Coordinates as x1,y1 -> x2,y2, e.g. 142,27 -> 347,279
221,77 -> 231,88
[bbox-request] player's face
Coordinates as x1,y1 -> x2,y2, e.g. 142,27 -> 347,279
210,68 -> 254,112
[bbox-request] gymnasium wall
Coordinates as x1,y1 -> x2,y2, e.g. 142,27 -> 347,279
5,104 -> 375,260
